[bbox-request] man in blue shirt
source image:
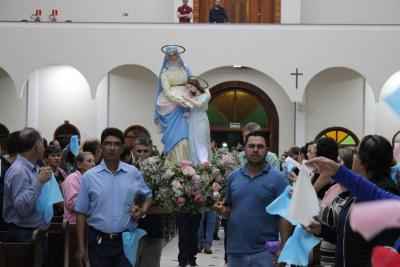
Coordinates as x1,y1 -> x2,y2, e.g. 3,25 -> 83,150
215,131 -> 292,267
209,0 -> 229,23
75,128 -> 152,267
3,128 -> 52,241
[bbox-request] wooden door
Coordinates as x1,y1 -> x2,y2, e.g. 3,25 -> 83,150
195,0 -> 280,23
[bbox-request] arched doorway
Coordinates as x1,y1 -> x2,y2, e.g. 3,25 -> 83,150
208,81 -> 279,153
0,123 -> 10,154
53,121 -> 81,149
124,125 -> 151,148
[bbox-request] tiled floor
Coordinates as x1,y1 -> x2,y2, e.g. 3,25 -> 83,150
160,230 -> 226,267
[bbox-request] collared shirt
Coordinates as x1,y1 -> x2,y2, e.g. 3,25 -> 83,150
238,151 -> 280,171
62,170 -> 83,224
224,164 -> 288,254
75,161 -> 152,234
2,155 -> 47,229
177,5 -> 192,23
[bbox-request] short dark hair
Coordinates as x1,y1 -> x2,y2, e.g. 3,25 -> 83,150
17,128 -> 42,153
244,131 -> 269,146
358,135 -> 393,179
44,144 -> 62,158
6,131 -> 20,155
134,137 -> 153,147
82,139 -> 101,154
316,137 -> 338,161
101,128 -> 124,144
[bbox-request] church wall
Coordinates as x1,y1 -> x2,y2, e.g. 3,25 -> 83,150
0,70 -> 27,132
200,67 -> 295,155
0,0 -> 175,23
305,68 -> 364,142
2,0 -> 400,24
36,65 -> 97,141
108,65 -> 161,148
301,0 -> 400,24
375,102 -> 400,144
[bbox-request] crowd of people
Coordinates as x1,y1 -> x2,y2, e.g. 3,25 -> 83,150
1,43 -> 400,267
0,124 -> 400,267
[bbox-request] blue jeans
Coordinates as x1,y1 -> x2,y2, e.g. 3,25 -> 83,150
198,211 -> 217,247
228,250 -> 274,267
88,228 -> 131,267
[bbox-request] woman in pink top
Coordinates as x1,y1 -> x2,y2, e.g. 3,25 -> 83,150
62,152 -> 95,224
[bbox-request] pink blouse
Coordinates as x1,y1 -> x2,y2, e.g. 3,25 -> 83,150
62,170 -> 83,224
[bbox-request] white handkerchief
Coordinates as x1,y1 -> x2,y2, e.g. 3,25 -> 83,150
288,164 -> 319,225
285,156 -> 301,170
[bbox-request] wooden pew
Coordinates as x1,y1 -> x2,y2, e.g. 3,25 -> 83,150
0,230 -> 43,267
43,216 -> 66,267
64,220 -> 82,267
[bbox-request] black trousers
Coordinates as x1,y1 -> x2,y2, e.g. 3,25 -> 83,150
176,213 -> 201,266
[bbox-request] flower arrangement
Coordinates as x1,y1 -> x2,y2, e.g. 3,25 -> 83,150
211,147 -> 241,197
137,147 -> 241,213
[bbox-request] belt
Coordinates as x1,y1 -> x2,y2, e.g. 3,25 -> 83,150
89,226 -> 124,240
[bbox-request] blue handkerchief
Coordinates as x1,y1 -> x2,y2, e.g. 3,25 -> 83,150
70,135 -> 79,156
384,88 -> 400,117
123,224 -> 147,266
36,173 -> 64,223
278,226 -> 320,266
266,185 -> 299,226
391,164 -> 400,185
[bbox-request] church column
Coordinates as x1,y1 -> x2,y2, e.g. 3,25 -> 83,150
363,79 -> 375,136
281,0 -> 301,23
295,102 -> 306,146
27,70 -> 39,128
96,75 -> 108,138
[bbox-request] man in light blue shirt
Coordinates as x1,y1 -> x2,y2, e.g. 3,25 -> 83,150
75,127 -> 152,267
3,128 -> 52,242
238,122 -> 280,171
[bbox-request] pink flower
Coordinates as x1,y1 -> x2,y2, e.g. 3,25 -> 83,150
180,160 -> 193,169
194,194 -> 204,203
177,197 -> 186,207
215,175 -> 223,183
212,191 -> 221,201
192,175 -> 201,184
201,161 -> 211,169
162,169 -> 174,179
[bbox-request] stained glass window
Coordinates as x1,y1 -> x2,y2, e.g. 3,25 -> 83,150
207,89 -> 269,128
316,127 -> 359,146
